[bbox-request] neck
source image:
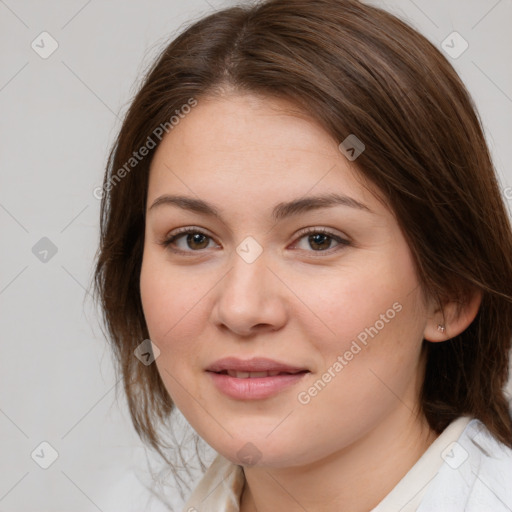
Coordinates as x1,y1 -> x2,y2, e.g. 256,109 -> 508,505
240,408 -> 438,512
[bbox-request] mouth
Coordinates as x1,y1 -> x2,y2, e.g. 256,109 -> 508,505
213,369 -> 308,379
206,356 -> 309,374
206,357 -> 310,400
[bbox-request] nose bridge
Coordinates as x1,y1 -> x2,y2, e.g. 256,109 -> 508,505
212,242 -> 287,334
225,245 -> 270,303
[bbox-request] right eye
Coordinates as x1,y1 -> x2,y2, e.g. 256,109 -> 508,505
160,228 -> 220,253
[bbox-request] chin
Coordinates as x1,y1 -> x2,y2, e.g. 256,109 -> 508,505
202,428 -> 313,469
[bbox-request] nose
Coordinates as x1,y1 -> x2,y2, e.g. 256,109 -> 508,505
210,249 -> 288,337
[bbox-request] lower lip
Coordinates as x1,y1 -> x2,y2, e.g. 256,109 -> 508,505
207,371 -> 308,400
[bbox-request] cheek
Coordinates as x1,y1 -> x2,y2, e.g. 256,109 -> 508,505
139,249 -> 230,390
301,260 -> 427,419
309,260 -> 426,400
140,247 -> 204,330
140,253 -> 202,359
301,256 -> 419,356
140,256 -> 210,409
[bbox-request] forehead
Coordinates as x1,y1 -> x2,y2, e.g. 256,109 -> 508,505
154,94 -> 334,162
147,93 -> 383,216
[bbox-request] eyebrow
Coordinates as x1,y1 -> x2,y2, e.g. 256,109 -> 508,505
148,193 -> 372,220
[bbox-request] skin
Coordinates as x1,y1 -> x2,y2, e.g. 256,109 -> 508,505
139,93 -> 480,511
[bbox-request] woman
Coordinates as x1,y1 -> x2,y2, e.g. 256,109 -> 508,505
94,0 -> 512,510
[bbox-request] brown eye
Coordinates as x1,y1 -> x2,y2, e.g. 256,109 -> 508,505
162,228 -> 218,253
293,229 -> 350,253
186,232 -> 210,250
308,233 -> 334,251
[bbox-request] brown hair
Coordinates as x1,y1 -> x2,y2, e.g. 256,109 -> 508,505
93,0 -> 512,458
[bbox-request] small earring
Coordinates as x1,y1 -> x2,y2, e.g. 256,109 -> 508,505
437,324 -> 446,333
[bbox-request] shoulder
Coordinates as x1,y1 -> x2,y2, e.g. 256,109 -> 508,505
418,418 -> 512,512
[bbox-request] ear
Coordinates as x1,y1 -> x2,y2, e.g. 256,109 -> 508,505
423,289 -> 482,342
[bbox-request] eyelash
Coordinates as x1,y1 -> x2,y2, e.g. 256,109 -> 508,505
159,226 -> 351,256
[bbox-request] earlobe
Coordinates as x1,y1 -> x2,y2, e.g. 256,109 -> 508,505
423,289 -> 482,342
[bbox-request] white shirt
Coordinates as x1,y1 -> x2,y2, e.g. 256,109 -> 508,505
371,415 -> 472,511
182,416 -> 512,511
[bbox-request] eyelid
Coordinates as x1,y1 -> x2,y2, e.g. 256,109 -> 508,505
292,226 -> 350,241
167,225 -> 215,239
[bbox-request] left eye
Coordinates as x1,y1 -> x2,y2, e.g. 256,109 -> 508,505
293,230 -> 349,252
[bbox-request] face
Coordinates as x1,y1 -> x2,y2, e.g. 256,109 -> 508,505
140,93 -> 432,468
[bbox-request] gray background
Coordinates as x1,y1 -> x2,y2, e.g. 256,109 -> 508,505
1,0 -> 511,511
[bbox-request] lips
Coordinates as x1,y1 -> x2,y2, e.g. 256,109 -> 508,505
224,370 -> 289,378
206,357 -> 308,375
206,357 -> 309,400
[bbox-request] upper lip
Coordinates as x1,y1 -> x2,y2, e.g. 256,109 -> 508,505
206,357 -> 308,373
